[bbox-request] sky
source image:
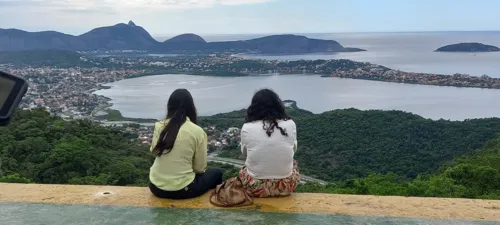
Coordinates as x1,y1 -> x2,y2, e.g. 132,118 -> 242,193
0,0 -> 499,36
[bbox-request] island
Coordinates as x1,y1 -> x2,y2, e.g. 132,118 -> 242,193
436,42 -> 500,52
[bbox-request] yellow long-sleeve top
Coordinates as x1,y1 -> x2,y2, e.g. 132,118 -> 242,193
149,118 -> 208,191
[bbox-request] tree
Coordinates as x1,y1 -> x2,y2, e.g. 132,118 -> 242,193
0,174 -> 32,183
444,164 -> 500,196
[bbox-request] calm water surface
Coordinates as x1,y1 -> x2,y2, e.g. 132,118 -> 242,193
202,32 -> 500,77
95,74 -> 500,120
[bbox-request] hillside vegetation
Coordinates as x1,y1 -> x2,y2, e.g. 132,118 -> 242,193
1,107 -> 500,200
0,109 -> 152,185
295,109 -> 500,181
0,109 -> 243,186
0,50 -> 92,67
296,136 -> 500,199
210,106 -> 500,181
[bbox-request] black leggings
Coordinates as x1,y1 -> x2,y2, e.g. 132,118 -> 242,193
149,168 -> 223,200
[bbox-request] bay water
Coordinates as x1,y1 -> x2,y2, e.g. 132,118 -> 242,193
97,32 -> 500,120
95,74 -> 500,120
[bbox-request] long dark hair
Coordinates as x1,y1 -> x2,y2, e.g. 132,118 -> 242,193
246,89 -> 291,137
152,89 -> 197,156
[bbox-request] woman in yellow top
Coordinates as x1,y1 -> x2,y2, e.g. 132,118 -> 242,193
149,89 -> 222,199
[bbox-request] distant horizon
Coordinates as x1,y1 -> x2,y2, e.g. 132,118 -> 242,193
155,30 -> 500,42
2,23 -> 500,39
157,29 -> 500,36
1,0 -> 500,35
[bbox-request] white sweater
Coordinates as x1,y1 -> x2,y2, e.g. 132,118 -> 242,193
240,119 -> 297,179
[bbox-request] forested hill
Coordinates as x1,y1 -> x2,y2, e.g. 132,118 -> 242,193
294,109 -> 500,181
204,105 -> 500,181
1,107 -> 500,201
297,135 -> 500,200
0,109 -> 152,185
0,50 -> 93,68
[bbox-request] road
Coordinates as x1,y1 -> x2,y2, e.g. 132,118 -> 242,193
100,121 -> 155,127
208,156 -> 328,185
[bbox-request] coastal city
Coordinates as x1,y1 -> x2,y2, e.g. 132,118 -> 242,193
2,52 -> 500,147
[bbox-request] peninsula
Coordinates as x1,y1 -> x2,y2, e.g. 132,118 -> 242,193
159,34 -> 366,54
436,42 -> 500,52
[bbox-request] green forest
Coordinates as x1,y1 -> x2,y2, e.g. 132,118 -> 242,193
295,136 -> 500,200
0,50 -> 94,68
201,103 -> 500,181
0,109 -> 152,186
1,106 -> 500,200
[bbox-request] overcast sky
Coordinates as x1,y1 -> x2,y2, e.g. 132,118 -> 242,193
1,0 -> 499,36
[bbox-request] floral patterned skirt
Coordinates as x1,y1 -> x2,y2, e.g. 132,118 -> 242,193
239,161 -> 301,198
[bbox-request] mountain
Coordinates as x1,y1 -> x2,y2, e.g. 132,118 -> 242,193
159,34 -> 365,53
204,34 -> 346,54
245,35 -> 347,53
0,21 -> 156,51
78,21 -> 157,50
164,33 -> 206,43
160,33 -> 208,51
436,42 -> 500,52
0,29 -> 84,51
0,21 -> 365,53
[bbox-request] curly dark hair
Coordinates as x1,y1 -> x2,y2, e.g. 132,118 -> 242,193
246,89 -> 291,137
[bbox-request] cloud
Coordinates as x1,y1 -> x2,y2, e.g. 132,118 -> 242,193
218,0 -> 274,5
0,0 -> 274,11
0,0 -> 275,34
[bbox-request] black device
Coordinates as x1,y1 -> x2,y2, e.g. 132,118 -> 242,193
0,71 -> 28,126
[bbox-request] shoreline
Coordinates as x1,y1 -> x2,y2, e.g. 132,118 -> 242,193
90,86 -> 158,124
91,72 -> 500,122
102,69 -> 500,91
91,104 -> 158,124
86,54 -> 500,122
321,75 -> 500,90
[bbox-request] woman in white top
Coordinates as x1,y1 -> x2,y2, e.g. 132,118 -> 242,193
239,89 -> 300,198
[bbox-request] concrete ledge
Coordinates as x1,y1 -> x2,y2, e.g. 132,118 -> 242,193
0,183 -> 499,221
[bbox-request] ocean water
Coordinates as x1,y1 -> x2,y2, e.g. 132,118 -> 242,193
203,31 -> 500,77
94,74 -> 500,120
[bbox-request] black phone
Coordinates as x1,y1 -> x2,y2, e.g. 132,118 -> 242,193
0,71 -> 29,126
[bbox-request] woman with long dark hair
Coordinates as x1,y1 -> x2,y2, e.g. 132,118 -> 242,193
149,89 -> 222,199
239,89 -> 300,198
